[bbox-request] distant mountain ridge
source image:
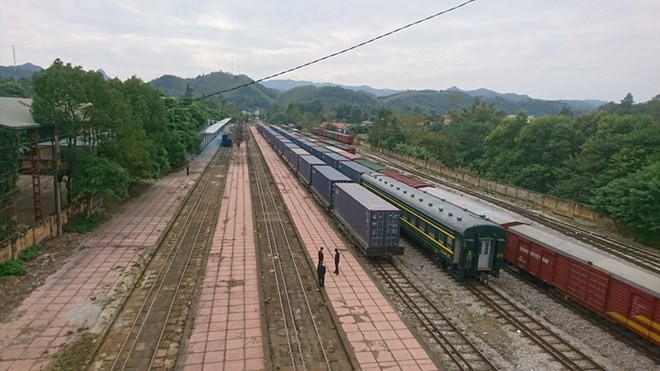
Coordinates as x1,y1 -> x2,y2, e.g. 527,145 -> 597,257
1,63 -> 608,114
261,79 -> 400,97
0,63 -> 43,79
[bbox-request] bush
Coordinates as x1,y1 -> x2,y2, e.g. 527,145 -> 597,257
19,244 -> 41,262
0,259 -> 26,276
64,213 -> 101,234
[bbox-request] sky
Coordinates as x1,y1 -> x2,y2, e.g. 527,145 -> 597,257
2,0 -> 659,102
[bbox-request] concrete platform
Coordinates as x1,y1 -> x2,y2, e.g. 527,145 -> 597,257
179,144 -> 265,370
252,127 -> 437,371
0,139 -> 219,371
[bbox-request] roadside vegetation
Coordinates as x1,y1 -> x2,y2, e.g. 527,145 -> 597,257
0,244 -> 41,277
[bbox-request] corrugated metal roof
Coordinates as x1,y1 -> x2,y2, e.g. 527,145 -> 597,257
0,97 -> 40,129
204,118 -> 231,134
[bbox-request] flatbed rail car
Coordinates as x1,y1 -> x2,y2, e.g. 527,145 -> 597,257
361,173 -> 506,279
506,224 -> 660,345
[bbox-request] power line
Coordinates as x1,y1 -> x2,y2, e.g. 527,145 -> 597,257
195,0 -> 477,101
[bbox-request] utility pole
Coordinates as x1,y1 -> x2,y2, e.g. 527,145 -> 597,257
12,45 -> 17,81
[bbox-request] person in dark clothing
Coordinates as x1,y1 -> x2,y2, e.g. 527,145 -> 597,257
317,261 -> 326,287
333,249 -> 340,275
318,246 -> 324,263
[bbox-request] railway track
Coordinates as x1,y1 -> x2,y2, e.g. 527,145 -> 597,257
391,241 -> 605,370
464,281 -> 604,371
503,266 -> 660,364
363,150 -> 660,275
373,261 -> 496,371
89,146 -> 231,370
248,128 -> 354,370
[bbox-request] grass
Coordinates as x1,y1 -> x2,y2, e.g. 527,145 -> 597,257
64,213 -> 101,234
19,244 -> 41,262
0,259 -> 26,276
0,244 -> 42,277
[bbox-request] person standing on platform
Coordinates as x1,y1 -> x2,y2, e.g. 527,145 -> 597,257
317,261 -> 326,287
333,249 -> 341,275
318,246 -> 324,264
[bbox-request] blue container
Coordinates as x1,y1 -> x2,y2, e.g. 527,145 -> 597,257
336,161 -> 373,183
321,152 -> 350,169
333,183 -> 402,256
310,166 -> 351,207
288,148 -> 309,171
298,155 -> 326,184
308,145 -> 330,159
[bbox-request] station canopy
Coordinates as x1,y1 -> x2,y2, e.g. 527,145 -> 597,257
0,97 -> 40,129
204,118 -> 231,135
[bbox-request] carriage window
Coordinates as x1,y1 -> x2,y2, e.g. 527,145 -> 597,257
481,240 -> 492,254
447,236 -> 454,247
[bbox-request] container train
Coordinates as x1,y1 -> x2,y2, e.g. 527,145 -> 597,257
257,123 -> 505,278
257,123 -> 401,257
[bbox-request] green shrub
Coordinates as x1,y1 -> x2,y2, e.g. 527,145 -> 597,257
19,244 -> 41,262
0,259 -> 26,276
64,213 -> 101,234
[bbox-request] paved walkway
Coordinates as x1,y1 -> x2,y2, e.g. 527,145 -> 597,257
252,127 -> 438,371
178,144 -> 264,370
0,140 -> 219,371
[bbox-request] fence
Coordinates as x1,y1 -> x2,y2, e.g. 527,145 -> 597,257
0,200 -> 88,264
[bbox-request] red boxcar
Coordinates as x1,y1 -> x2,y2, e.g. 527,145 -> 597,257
379,169 -> 428,188
506,224 -> 660,345
338,151 -> 361,161
334,132 -> 355,144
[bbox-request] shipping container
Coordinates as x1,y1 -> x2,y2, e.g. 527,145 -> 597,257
336,161 -> 373,183
308,144 -> 331,159
321,152 -> 350,169
310,165 -> 351,207
333,183 -> 402,257
297,155 -> 326,184
288,148 -> 309,171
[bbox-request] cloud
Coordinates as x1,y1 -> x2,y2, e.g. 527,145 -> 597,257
2,0 -> 659,101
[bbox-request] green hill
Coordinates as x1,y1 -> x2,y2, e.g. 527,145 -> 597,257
149,72 -> 278,111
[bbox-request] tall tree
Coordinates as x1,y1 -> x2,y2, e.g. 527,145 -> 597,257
593,162 -> 660,245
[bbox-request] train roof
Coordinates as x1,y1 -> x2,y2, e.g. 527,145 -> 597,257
361,173 -> 502,234
336,183 -> 400,211
420,186 -> 523,227
508,224 -> 660,297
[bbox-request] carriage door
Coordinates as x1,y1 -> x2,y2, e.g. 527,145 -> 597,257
477,239 -> 493,271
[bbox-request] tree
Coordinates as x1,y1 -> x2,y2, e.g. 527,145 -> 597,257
69,152 -> 130,215
593,162 -> 660,245
0,128 -> 20,240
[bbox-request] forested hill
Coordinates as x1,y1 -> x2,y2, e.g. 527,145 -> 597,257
0,63 -> 608,116
148,72 -> 278,112
148,71 -> 604,116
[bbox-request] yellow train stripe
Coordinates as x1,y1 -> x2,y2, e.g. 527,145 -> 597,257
607,311 -> 660,342
400,218 -> 454,256
362,181 -> 455,239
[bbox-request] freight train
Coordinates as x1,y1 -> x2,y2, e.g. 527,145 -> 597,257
257,123 -> 505,279
313,127 -> 355,144
257,123 -> 401,257
421,177 -> 660,346
258,123 -> 660,346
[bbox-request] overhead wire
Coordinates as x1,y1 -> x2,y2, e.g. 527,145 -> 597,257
194,0 -> 478,101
